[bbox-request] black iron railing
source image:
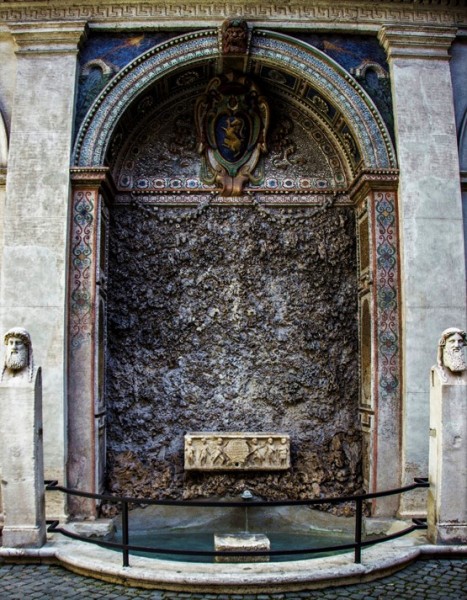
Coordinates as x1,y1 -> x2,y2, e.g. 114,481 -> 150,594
45,478 -> 429,567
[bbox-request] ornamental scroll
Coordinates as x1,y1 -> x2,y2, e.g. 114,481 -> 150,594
184,432 -> 290,471
195,72 -> 270,196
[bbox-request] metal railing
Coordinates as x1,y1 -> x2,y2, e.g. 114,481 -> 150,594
45,478 -> 429,567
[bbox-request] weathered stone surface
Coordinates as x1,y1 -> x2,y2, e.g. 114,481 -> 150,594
214,533 -> 270,562
105,204 -> 360,505
185,433 -> 290,471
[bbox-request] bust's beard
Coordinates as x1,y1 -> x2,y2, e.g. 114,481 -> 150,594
5,348 -> 28,372
443,347 -> 466,372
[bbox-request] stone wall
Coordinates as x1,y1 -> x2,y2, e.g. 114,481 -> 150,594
105,203 -> 362,503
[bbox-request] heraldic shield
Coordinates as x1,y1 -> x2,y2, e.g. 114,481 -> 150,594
195,72 -> 270,196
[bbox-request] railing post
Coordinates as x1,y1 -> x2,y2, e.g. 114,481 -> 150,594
354,497 -> 363,563
122,500 -> 130,567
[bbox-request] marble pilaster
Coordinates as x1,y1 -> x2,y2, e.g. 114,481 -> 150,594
1,21 -> 86,521
378,26 -> 467,515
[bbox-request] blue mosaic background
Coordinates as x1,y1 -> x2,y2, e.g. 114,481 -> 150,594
292,33 -> 394,140
75,32 -> 177,132
75,31 -> 394,150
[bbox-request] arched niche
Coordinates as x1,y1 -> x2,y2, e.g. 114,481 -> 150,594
73,29 -> 396,172
67,27 -> 401,518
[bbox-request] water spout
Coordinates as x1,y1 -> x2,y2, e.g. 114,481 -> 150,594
241,489 -> 253,533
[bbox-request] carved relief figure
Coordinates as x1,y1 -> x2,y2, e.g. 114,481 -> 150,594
184,433 -> 290,471
221,19 -> 249,55
1,327 -> 34,384
437,327 -> 467,376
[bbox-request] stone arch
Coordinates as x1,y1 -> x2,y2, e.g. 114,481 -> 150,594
67,27 -> 401,517
73,29 -> 396,173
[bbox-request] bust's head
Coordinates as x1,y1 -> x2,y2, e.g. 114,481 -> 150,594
2,327 -> 34,382
437,327 -> 467,374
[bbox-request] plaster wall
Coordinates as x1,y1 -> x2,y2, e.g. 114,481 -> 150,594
388,54 -> 466,513
1,44 -> 80,520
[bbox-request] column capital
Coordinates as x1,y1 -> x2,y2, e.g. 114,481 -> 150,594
378,25 -> 457,61
9,21 -> 87,55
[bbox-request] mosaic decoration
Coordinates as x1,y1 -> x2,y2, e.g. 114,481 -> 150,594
292,33 -> 394,141
251,32 -> 396,170
73,31 -> 219,166
112,90 -> 350,195
75,32 -> 176,131
73,29 -> 396,172
374,191 -> 400,409
69,190 -> 95,348
195,72 -> 270,196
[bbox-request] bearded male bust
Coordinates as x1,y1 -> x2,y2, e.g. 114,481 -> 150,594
436,327 -> 467,383
1,327 -> 35,384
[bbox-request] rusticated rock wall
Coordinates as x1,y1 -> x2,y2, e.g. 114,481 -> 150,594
105,204 -> 362,503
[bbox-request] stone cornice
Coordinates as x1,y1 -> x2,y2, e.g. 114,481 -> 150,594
378,25 -> 458,60
0,1 -> 466,29
348,168 -> 400,204
9,20 -> 87,54
70,166 -> 116,202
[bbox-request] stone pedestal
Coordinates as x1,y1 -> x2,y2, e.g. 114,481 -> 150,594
0,369 -> 46,547
428,367 -> 467,544
214,533 -> 270,562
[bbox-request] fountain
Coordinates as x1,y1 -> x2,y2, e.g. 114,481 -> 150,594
214,489 -> 271,562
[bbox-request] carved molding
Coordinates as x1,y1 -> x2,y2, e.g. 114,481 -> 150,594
1,2 -> 466,27
378,25 -> 458,60
9,20 -> 87,54
185,433 -> 291,471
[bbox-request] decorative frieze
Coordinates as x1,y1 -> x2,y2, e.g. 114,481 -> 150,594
184,433 -> 290,471
1,2 -> 466,27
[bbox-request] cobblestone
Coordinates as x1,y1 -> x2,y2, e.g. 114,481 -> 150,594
0,559 -> 465,599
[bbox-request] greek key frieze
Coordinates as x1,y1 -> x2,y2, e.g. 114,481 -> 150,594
1,3 -> 465,25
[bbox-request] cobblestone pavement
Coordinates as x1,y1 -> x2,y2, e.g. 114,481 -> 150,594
0,559 -> 465,599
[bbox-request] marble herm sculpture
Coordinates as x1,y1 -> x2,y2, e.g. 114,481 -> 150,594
1,326 -> 35,384
428,327 -> 467,544
0,328 -> 46,547
185,433 -> 290,471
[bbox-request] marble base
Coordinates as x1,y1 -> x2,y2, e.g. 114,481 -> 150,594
214,533 -> 270,562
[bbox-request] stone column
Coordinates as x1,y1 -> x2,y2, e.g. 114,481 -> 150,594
0,330 -> 45,548
378,26 -> 467,516
1,22 -> 86,521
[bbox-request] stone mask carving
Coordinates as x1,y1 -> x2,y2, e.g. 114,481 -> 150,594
1,327 -> 34,383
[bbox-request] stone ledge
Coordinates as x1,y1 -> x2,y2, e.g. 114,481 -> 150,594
1,532 -> 465,592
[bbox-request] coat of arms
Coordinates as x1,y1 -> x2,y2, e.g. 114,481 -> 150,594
195,72 -> 270,196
